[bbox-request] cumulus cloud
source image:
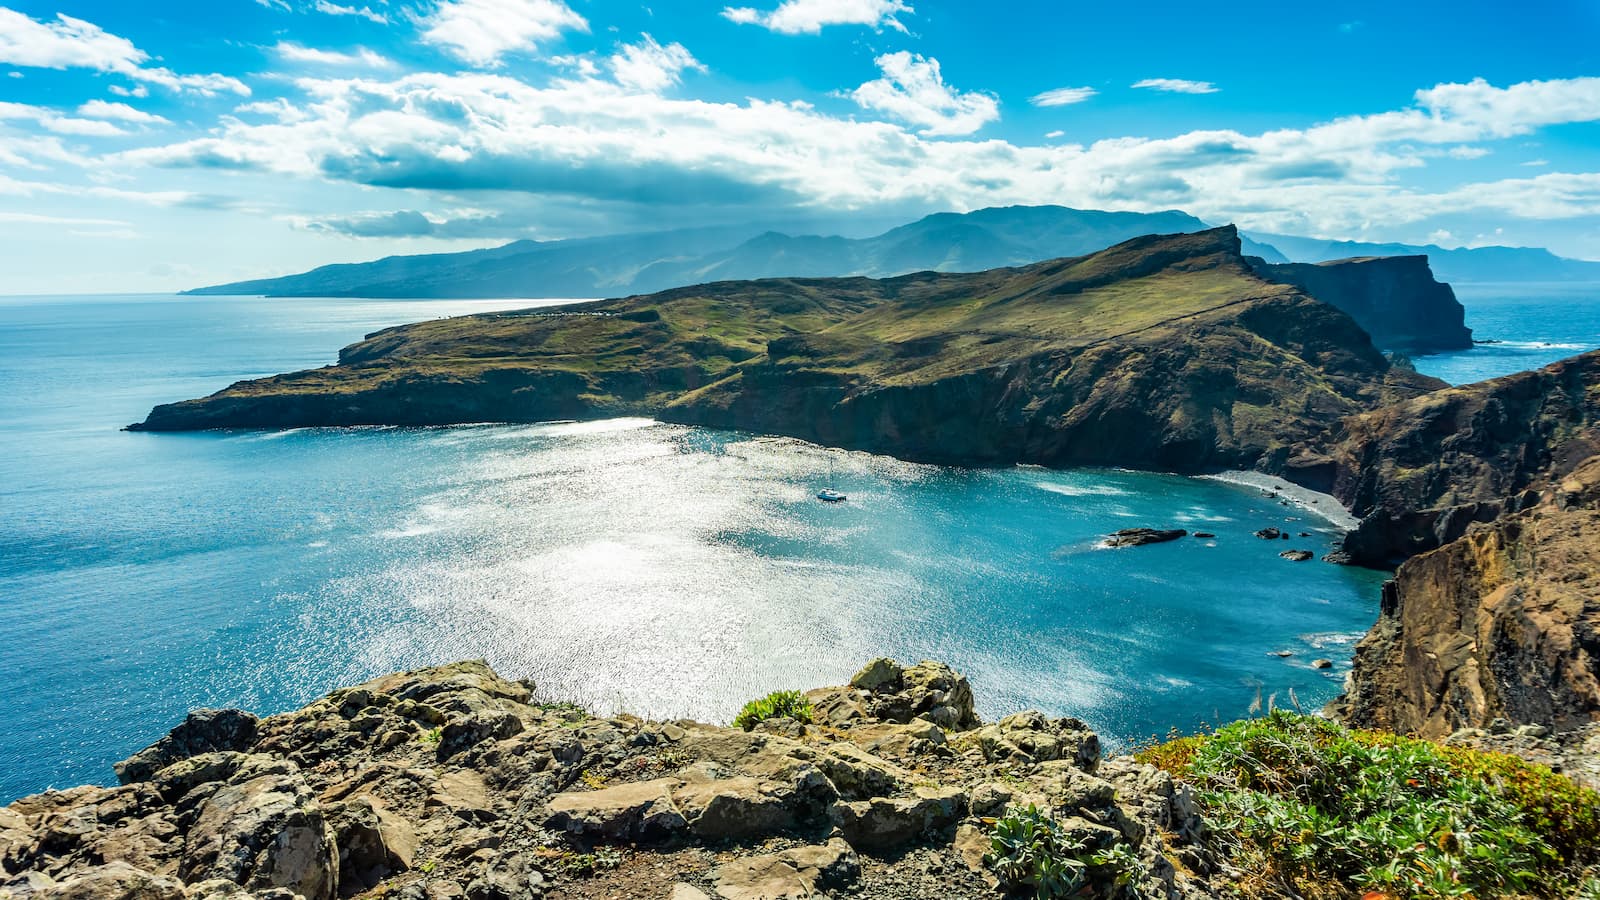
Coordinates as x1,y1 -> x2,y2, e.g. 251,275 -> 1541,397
849,52 -> 998,136
609,35 -> 704,93
273,41 -> 393,68
1030,86 -> 1096,107
0,8 -> 249,95
77,99 -> 169,124
420,0 -> 588,66
721,0 -> 912,34
103,72 -> 1600,244
1132,78 -> 1219,94
314,1 -> 389,23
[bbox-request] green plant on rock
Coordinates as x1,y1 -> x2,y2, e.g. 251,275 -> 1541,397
1137,710 -> 1600,899
731,689 -> 813,731
983,803 -> 1144,899
419,726 -> 442,747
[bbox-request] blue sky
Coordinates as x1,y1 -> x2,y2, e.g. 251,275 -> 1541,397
2,0 -> 1598,293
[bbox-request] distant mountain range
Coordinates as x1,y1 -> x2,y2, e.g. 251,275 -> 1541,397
186,205 -> 1600,299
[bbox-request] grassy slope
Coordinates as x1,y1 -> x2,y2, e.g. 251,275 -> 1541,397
134,227 -> 1441,473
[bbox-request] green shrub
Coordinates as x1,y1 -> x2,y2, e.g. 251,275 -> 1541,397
731,689 -> 813,731
983,803 -> 1144,899
1140,710 -> 1600,899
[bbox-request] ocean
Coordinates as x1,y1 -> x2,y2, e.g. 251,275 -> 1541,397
0,284 -> 1590,803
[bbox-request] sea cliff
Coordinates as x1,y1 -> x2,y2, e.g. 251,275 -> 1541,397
130,227 -> 1445,477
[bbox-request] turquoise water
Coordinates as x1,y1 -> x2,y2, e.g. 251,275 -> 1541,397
1413,282 -> 1600,384
2,293 -> 1388,802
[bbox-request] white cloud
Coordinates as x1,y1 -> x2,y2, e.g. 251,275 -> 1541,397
78,99 -> 169,124
109,84 -> 150,98
254,0 -> 291,10
104,73 -> 1600,247
849,52 -> 998,137
420,0 -> 588,66
721,0 -> 912,34
314,1 -> 389,23
1447,146 -> 1490,159
1522,158 -> 1550,167
1132,78 -> 1219,94
1045,130 -> 1064,139
609,35 -> 704,93
1030,86 -> 1096,107
0,100 -> 126,136
273,41 -> 393,68
0,8 -> 248,95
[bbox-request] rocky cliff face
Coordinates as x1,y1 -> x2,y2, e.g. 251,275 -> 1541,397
1249,256 -> 1472,353
1334,456 -> 1600,738
1312,350 -> 1600,565
1,659 -> 1223,900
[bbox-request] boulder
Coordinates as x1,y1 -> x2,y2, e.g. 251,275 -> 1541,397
28,863 -> 185,900
1253,527 -> 1283,540
712,840 -> 857,900
114,711 -> 260,786
827,786 -> 966,850
674,768 -> 836,841
544,778 -> 686,842
969,711 -> 1100,771
1279,549 -> 1314,562
177,767 -> 338,900
428,771 -> 492,822
895,661 -> 978,730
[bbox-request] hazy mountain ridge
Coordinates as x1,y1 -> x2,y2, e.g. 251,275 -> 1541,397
185,207 -> 1292,300
187,206 -> 1600,303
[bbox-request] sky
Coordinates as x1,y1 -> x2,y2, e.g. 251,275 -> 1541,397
1,0 -> 1599,293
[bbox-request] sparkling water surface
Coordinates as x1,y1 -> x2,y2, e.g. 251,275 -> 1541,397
1412,282 -> 1600,384
14,286 -> 1576,803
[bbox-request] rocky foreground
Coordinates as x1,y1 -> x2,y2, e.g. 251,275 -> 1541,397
1,658 -> 1232,900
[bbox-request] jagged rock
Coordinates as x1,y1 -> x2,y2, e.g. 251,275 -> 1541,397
849,659 -> 902,692
1279,549 -> 1314,561
177,765 -> 337,900
114,711 -> 260,786
1105,528 -> 1187,547
1311,659 -> 1333,669
805,743 -> 911,799
1253,527 -> 1283,540
828,786 -> 966,850
711,840 -> 858,900
674,767 -> 836,841
968,711 -> 1100,771
544,778 -> 685,842
436,713 -> 523,761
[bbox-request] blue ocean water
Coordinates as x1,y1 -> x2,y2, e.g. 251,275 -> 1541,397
3,289 -> 1522,804
1413,282 -> 1600,384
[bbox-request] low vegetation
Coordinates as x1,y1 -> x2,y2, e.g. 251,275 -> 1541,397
984,803 -> 1144,899
1136,711 -> 1600,899
731,689 -> 813,731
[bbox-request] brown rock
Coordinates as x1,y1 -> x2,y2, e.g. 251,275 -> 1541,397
544,778 -> 685,842
712,840 -> 857,900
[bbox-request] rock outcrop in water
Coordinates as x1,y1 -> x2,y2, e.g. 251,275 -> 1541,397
1,659 -> 1226,900
131,227 -> 1443,477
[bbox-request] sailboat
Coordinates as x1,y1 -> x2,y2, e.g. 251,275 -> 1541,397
817,450 -> 847,502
